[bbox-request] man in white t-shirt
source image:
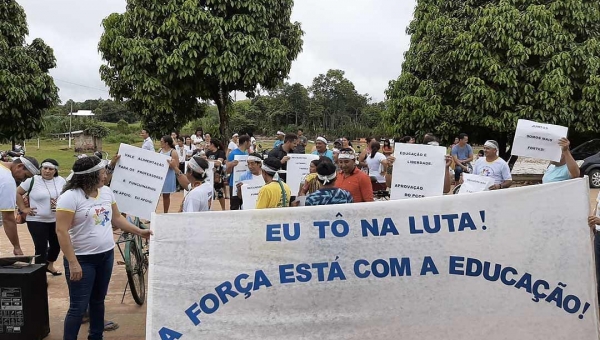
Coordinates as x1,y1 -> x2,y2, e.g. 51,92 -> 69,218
0,156 -> 40,255
183,182 -> 213,212
140,129 -> 154,151
472,140 -> 513,190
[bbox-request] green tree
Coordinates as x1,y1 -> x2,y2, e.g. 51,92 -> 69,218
99,0 -> 303,141
310,69 -> 370,131
0,1 -> 59,141
386,0 -> 600,155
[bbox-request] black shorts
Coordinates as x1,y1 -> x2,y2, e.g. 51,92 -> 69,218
214,187 -> 224,199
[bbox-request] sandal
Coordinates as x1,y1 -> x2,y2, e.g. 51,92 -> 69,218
104,320 -> 120,331
46,268 -> 62,276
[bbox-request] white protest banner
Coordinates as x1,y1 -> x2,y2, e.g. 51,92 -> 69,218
110,144 -> 170,220
458,173 -> 495,194
240,176 -> 265,210
512,119 -> 568,162
232,155 -> 248,196
286,154 -> 319,196
147,179 -> 598,340
390,143 -> 446,200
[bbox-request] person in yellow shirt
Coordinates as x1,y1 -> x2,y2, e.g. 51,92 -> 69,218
256,157 -> 291,209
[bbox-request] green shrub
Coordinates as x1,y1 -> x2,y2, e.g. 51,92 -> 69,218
104,133 -> 139,145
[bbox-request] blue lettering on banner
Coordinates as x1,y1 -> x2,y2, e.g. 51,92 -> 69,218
266,223 -> 300,241
168,254 -> 592,333
448,256 -> 592,319
159,327 -> 182,340
265,211 -> 488,241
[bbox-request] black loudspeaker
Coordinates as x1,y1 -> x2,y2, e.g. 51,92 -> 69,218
0,264 -> 50,339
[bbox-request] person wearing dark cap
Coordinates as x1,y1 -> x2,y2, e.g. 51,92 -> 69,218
306,160 -> 353,206
472,140 -> 513,190
256,157 -> 291,209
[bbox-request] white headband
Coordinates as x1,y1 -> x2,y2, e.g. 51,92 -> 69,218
19,157 -> 40,175
188,158 -> 206,174
484,140 -> 498,149
41,162 -> 57,170
316,137 -> 327,144
317,172 -> 337,184
338,153 -> 355,160
72,160 -> 108,175
247,156 -> 262,163
261,164 -> 286,181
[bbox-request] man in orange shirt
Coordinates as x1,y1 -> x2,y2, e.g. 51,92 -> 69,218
335,148 -> 373,203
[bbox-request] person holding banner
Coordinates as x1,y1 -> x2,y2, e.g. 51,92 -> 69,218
236,153 -> 265,208
335,148 -> 373,203
542,137 -> 580,183
180,156 -> 212,212
306,160 -> 353,206
473,140 -> 513,190
256,157 -> 291,209
268,133 -> 299,182
56,156 -> 152,340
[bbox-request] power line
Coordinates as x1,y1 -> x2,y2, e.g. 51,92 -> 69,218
53,78 -> 110,93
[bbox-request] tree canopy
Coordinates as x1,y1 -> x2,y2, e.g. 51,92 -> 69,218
0,0 -> 59,141
386,0 -> 600,153
98,0 -> 303,140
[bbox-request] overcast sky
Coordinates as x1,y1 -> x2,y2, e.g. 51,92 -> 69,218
16,0 -> 415,104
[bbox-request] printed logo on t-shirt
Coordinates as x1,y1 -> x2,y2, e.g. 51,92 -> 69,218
479,166 -> 495,177
93,207 -> 110,226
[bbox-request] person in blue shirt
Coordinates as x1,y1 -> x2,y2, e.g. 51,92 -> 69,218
305,160 -> 353,206
451,133 -> 474,182
273,131 -> 285,149
227,135 -> 250,210
311,137 -> 334,161
542,137 -> 580,183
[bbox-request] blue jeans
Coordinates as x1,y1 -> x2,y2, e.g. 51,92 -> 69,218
454,165 -> 464,182
63,249 -> 114,340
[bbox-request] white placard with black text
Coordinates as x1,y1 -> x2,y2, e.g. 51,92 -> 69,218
390,143 -> 446,200
286,154 -> 320,196
511,119 -> 568,162
240,176 -> 265,210
232,155 -> 249,196
458,173 -> 495,194
110,143 -> 169,220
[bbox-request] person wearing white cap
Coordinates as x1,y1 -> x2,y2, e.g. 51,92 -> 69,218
335,148 -> 373,203
472,140 -> 513,190
0,155 -> 39,256
306,160 -> 353,206
273,131 -> 285,149
16,158 -> 66,275
312,137 -> 334,161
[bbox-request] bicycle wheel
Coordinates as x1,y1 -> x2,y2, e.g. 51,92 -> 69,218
125,238 -> 146,305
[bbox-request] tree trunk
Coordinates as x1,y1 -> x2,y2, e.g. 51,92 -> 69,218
215,87 -> 230,145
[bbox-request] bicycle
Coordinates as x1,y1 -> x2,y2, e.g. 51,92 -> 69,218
115,215 -> 149,305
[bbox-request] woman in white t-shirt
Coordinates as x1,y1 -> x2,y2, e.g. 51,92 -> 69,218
16,159 -> 66,275
56,156 -> 152,340
365,141 -> 388,191
172,156 -> 213,212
